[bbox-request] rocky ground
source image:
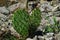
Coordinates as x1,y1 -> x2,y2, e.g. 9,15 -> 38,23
0,0 -> 60,40
27,0 -> 60,40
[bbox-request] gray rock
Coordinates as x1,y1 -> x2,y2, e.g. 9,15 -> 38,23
40,2 -> 53,12
0,13 -> 8,22
54,34 -> 60,40
26,38 -> 33,40
45,37 -> 53,40
53,11 -> 60,16
0,20 -> 3,26
46,33 -> 54,37
19,3 -> 26,9
8,2 -> 27,12
7,20 -> 12,27
38,36 -> 44,40
8,3 -> 20,12
0,7 -> 9,15
26,36 -> 37,40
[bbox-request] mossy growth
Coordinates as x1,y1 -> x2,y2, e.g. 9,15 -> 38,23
12,9 -> 29,40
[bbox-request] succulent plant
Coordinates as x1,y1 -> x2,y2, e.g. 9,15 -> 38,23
29,8 -> 41,36
4,8 -> 41,40
30,8 -> 41,27
12,9 -> 29,40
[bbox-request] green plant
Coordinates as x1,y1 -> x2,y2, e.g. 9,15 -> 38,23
52,16 -> 59,33
30,8 -> 41,27
13,9 -> 29,40
45,24 -> 53,33
29,8 -> 41,35
12,8 -> 41,40
45,16 -> 59,33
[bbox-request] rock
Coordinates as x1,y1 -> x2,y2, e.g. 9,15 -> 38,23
26,36 -> 37,40
52,5 -> 59,12
7,20 -> 12,28
1,27 -> 5,31
18,0 -> 27,8
9,0 -> 17,2
46,33 -> 54,37
8,0 -> 27,12
1,23 -> 6,27
10,27 -> 21,39
38,18 -> 48,31
8,3 -> 20,12
19,3 -> 26,9
56,17 -> 60,21
0,20 -> 3,26
0,13 -> 6,18
55,34 -> 60,40
40,2 -> 53,12
53,11 -> 60,16
33,36 -> 37,40
38,36 -> 44,40
45,37 -> 53,40
0,13 -> 8,22
1,17 -> 8,22
0,7 -> 9,15
26,38 -> 33,40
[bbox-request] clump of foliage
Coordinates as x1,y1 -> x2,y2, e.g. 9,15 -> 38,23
12,9 -> 29,40
52,16 -> 59,33
45,24 -> 53,33
45,16 -> 59,34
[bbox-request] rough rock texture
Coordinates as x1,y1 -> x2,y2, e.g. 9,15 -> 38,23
0,7 -> 9,14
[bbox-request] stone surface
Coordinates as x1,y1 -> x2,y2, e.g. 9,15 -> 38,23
8,3 -> 20,12
40,2 -> 53,12
26,38 -> 33,40
55,33 -> 60,40
38,36 -> 44,40
0,7 -> 9,14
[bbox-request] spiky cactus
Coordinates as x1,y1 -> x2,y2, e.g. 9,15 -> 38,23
29,8 -> 41,36
3,8 -> 41,40
12,9 -> 29,40
30,8 -> 41,27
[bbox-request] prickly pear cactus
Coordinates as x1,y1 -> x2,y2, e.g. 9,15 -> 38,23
29,8 -> 41,36
12,9 -> 29,40
3,8 -> 41,40
30,8 -> 41,27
